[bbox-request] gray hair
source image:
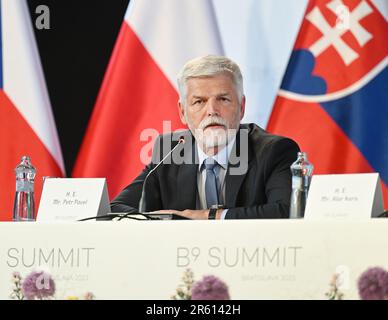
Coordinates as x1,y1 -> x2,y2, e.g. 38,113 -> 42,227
177,55 -> 244,105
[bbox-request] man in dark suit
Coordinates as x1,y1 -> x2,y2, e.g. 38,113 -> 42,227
111,55 -> 300,219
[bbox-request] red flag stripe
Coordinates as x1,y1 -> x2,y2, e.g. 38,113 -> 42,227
72,23 -> 184,198
267,96 -> 388,209
0,91 -> 63,220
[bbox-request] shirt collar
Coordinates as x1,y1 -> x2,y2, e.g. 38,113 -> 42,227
197,135 -> 236,171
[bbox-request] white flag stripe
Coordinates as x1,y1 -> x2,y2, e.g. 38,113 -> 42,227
2,0 -> 64,173
212,0 -> 308,128
372,0 -> 388,20
126,0 -> 307,128
126,0 -> 223,91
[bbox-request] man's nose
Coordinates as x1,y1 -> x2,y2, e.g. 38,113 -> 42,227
206,98 -> 220,116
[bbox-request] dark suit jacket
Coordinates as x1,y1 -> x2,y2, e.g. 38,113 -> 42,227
111,123 -> 300,219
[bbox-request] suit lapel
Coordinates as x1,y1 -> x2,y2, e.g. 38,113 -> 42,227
174,126 -> 253,209
176,132 -> 198,209
225,126 -> 252,208
177,164 -> 198,209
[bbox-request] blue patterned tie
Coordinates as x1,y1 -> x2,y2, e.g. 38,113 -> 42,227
204,158 -> 219,208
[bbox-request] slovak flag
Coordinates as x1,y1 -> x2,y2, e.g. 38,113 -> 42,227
267,0 -> 388,209
0,0 -> 64,220
73,0 -> 223,199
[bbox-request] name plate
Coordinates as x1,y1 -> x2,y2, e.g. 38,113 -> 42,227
37,178 -> 110,222
304,173 -> 383,220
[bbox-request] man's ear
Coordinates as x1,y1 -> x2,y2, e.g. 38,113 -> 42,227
240,95 -> 246,120
178,101 -> 187,125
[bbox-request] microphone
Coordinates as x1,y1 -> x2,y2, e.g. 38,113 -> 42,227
77,212 -> 161,221
138,136 -> 185,213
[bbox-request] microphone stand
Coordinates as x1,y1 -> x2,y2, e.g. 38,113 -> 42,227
138,137 -> 185,213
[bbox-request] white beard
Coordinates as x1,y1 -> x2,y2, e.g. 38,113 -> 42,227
196,127 -> 228,149
186,115 -> 239,151
194,127 -> 239,151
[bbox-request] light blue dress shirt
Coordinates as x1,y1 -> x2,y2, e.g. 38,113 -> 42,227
196,136 -> 236,219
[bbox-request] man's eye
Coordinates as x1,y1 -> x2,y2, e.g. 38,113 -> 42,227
193,100 -> 202,105
220,97 -> 230,102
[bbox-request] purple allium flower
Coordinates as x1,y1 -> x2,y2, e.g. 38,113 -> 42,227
358,267 -> 388,300
22,271 -> 56,300
191,275 -> 230,300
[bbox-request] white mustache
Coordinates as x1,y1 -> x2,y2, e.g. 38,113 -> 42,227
199,116 -> 228,130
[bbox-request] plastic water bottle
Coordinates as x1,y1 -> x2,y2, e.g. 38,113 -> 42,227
13,156 -> 37,221
289,152 -> 313,219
